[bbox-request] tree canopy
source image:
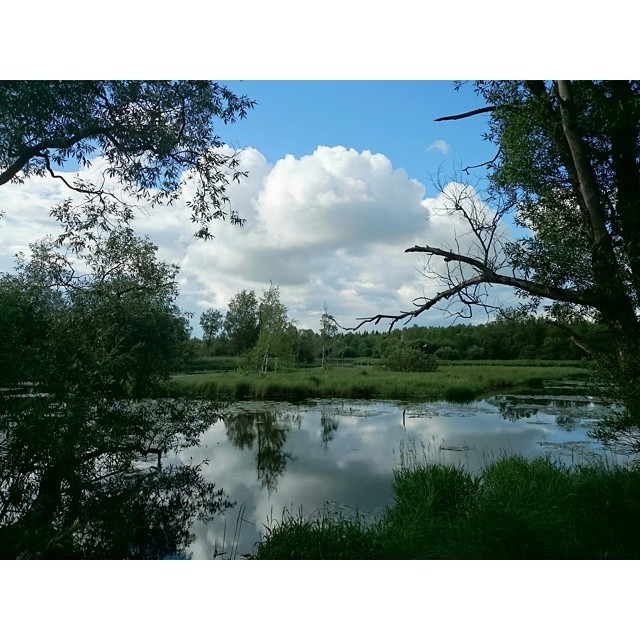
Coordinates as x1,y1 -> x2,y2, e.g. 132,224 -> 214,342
0,81 -> 255,239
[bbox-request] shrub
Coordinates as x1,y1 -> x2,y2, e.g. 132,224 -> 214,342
434,346 -> 462,361
384,347 -> 439,372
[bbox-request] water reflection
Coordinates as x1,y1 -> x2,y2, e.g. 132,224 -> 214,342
320,411 -> 340,449
179,395 -> 630,559
223,410 -> 299,493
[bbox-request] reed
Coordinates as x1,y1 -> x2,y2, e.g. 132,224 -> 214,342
254,455 -> 640,559
169,362 -> 590,402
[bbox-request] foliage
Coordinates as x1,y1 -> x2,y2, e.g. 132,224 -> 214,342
320,304 -> 338,368
0,80 -> 255,239
255,456 -> 640,559
384,346 -> 439,372
0,231 -> 230,559
0,81 -> 256,557
252,283 -> 296,373
223,289 -> 260,354
200,308 -> 224,345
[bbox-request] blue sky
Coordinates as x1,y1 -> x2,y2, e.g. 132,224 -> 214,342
219,81 -> 495,183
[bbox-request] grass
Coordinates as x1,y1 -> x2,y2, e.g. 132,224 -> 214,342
254,455 -> 640,559
168,362 -> 591,402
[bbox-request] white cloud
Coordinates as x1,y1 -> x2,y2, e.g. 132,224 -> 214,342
0,146 -> 512,335
427,139 -> 450,155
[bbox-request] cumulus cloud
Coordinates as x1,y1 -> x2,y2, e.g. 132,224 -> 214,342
0,145 -> 512,333
179,146 -> 450,326
427,139 -> 450,155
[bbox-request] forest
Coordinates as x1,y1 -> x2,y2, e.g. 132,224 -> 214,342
189,294 -> 604,369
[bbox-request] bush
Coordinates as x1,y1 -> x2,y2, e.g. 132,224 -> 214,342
434,346 -> 462,361
384,347 -> 439,372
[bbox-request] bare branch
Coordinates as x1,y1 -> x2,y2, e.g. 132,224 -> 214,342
462,148 -> 501,174
434,106 -> 498,122
345,275 -> 488,332
406,244 -> 490,274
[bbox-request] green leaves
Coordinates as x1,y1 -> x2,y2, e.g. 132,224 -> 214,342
0,226 -> 229,558
0,81 -> 255,239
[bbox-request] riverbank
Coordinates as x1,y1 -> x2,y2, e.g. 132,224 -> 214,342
254,455 -> 640,559
168,361 -> 591,402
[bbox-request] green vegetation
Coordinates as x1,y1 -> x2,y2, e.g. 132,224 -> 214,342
383,346 -> 439,372
0,81 -> 254,559
255,455 -> 640,559
4,80 -> 640,560
170,361 -> 589,402
193,311 -> 604,363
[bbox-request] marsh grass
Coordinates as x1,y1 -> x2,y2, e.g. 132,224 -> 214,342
256,504 -> 381,560
170,363 -> 590,402
254,454 -> 640,560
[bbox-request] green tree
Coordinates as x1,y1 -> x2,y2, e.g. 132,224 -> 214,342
0,80 -> 256,557
0,230 -> 229,558
384,346 -> 439,372
357,81 -> 640,452
200,308 -> 224,345
295,328 -> 319,365
253,283 -> 295,373
320,303 -> 338,368
223,289 -> 260,355
0,80 -> 254,239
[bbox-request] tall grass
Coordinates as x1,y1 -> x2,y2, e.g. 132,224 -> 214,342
254,455 -> 640,559
168,363 -> 590,402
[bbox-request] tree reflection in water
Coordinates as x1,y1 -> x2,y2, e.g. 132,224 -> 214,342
488,395 -> 593,428
489,397 -> 538,422
0,397 -> 232,559
320,411 -> 340,449
223,410 -> 299,493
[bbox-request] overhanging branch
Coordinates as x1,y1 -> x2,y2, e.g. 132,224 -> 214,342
347,244 -> 601,332
434,106 -> 498,122
0,126 -> 109,187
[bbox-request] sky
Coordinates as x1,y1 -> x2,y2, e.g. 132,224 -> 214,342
0,80 -> 519,336
2,2 -> 636,632
2,1 -> 635,340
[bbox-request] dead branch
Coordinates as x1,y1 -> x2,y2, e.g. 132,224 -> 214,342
434,106 -> 498,122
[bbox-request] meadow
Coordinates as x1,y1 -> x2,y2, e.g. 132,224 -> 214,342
169,359 -> 591,402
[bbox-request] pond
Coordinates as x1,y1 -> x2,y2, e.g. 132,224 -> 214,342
173,392 -> 628,559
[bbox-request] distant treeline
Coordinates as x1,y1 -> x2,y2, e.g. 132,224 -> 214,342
189,316 -> 611,366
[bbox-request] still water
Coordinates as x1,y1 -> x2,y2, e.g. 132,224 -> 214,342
174,394 -> 624,559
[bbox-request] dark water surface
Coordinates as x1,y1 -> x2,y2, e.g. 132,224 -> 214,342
173,394 -> 627,559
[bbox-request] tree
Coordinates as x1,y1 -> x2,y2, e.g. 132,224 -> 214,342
0,230 -> 230,558
0,81 -> 255,239
253,283 -> 295,373
320,303 -> 338,368
223,289 -> 260,354
354,81 -> 640,452
200,308 -> 224,345
0,81 -> 256,557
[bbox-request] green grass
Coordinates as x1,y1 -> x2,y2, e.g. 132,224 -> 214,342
168,362 -> 591,402
254,455 -> 640,559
